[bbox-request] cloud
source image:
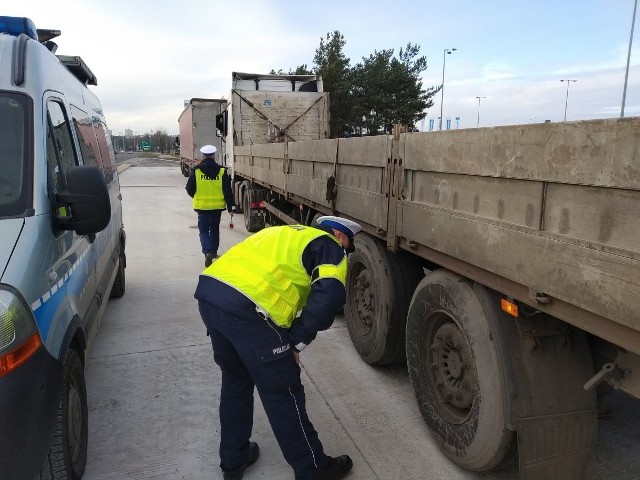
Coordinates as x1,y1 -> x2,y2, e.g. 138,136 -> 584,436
8,0 -> 639,134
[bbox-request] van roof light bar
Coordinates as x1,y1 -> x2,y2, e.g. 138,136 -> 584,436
0,16 -> 61,43
0,16 -> 38,41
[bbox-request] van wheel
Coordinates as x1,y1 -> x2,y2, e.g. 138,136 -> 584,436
110,252 -> 126,298
344,233 -> 423,365
40,349 -> 88,479
406,270 -> 513,471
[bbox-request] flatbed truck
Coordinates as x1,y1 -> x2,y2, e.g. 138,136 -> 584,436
217,72 -> 640,480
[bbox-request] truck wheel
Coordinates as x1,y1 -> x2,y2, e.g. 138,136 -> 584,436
243,188 -> 265,233
109,251 -> 126,298
310,212 -> 322,226
406,270 -> 513,471
233,182 -> 244,214
40,349 -> 88,479
181,163 -> 189,177
344,233 -> 423,365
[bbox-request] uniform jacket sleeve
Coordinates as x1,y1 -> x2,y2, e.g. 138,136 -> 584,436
222,170 -> 235,210
185,169 -> 196,197
288,233 -> 347,351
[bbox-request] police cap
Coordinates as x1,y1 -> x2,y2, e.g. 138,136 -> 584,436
316,216 -> 362,240
200,145 -> 217,155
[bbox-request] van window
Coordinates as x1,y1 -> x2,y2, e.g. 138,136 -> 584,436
0,92 -> 31,218
93,119 -> 116,183
46,100 -> 78,214
71,116 -> 100,168
71,106 -> 116,183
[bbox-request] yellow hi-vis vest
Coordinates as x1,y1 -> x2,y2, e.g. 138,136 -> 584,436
193,167 -> 226,210
202,225 -> 347,328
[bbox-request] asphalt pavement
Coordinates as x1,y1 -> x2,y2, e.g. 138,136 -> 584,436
82,160 -> 640,480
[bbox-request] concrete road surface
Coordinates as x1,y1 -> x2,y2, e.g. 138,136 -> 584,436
83,162 -> 640,479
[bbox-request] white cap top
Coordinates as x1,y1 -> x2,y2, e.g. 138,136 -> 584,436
316,216 -> 362,239
200,145 -> 217,155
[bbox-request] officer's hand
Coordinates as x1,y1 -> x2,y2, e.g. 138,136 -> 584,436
228,206 -> 236,214
293,351 -> 300,365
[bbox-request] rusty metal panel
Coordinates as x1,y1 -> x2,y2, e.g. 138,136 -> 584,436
403,117 -> 640,189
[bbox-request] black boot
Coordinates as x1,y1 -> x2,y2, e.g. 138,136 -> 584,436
222,442 -> 260,480
295,455 -> 353,480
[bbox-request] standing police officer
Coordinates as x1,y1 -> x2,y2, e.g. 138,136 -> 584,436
195,216 -> 361,480
186,144 -> 235,266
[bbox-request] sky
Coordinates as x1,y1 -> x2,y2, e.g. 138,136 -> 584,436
7,1 -> 639,135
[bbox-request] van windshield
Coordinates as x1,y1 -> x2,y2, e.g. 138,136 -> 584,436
0,92 -> 31,218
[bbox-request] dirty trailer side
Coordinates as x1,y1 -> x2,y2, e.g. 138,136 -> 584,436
230,117 -> 640,480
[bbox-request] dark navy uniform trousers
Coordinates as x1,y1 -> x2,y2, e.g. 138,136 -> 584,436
198,299 -> 330,477
197,209 -> 222,255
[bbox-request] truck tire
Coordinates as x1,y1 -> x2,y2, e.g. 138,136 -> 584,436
181,162 -> 189,177
109,251 -> 126,298
344,233 -> 423,365
233,182 -> 244,214
310,212 -> 322,227
406,269 -> 514,471
243,187 -> 265,233
39,349 -> 88,480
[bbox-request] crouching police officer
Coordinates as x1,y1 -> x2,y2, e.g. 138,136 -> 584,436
195,216 -> 361,480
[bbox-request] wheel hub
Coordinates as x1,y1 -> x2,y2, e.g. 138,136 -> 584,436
353,268 -> 373,332
426,322 -> 477,422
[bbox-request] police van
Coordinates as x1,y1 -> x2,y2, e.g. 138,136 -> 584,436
0,16 -> 126,479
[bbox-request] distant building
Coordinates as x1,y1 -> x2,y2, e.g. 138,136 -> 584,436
125,128 -> 133,138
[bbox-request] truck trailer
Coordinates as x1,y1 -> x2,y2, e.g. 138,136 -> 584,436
217,72 -> 640,480
178,98 -> 227,176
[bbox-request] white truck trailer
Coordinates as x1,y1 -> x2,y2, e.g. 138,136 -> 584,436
219,72 -> 640,480
177,98 -> 227,176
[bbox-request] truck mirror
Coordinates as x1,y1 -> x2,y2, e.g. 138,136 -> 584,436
175,135 -> 180,146
216,111 -> 227,138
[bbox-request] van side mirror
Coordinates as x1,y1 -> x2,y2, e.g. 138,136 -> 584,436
56,166 -> 111,235
215,111 -> 227,138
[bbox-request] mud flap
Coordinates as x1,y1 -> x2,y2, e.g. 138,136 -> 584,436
517,409 -> 597,480
492,310 -> 598,479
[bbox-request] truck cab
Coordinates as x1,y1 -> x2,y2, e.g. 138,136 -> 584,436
0,16 -> 126,479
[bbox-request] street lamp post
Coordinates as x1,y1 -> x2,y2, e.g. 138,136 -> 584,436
622,0 -> 638,117
475,96 -> 486,127
440,48 -> 457,130
560,79 -> 577,121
